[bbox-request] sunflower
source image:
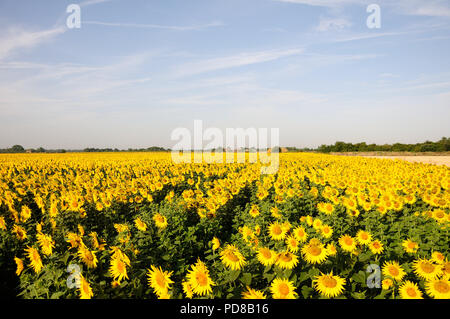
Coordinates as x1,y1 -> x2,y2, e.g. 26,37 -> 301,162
326,243 -> 337,256
66,232 -> 83,249
312,218 -> 322,230
79,274 -> 94,299
211,237 -> 220,251
293,226 -> 308,243
270,278 -> 298,299
285,235 -> 300,253
114,223 -> 128,233
402,239 -> 419,254
182,281 -> 194,299
134,217 -> 147,231
413,259 -> 443,281
12,224 -> 27,241
153,213 -> 168,229
441,261 -> 450,279
109,257 -> 129,284
186,259 -> 215,296
275,251 -> 299,270
20,205 -> 32,222
220,244 -> 246,270
0,216 -> 7,230
320,225 -> 333,239
270,206 -> 282,219
431,251 -> 445,264
382,261 -> 406,281
301,239 -> 328,264
268,222 -> 287,241
313,272 -> 346,298
249,205 -> 260,218
356,230 -> 372,246
77,245 -> 98,269
305,215 -> 313,226
147,265 -> 174,297
36,232 -> 55,256
240,226 -> 254,242
110,247 -> 130,266
281,221 -> 291,233
242,287 -> 267,299
324,202 -> 335,215
24,246 -> 43,274
339,234 -> 357,253
399,281 -> 423,299
369,240 -> 384,255
14,257 -> 24,276
382,278 -> 393,290
425,278 -> 450,299
257,247 -> 277,266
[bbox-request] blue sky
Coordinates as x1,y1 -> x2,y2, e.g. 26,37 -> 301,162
0,0 -> 449,149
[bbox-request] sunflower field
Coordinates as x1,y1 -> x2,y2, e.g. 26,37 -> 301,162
0,152 -> 449,299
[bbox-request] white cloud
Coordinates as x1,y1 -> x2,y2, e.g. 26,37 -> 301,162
83,20 -> 224,31
175,48 -> 304,76
275,0 -> 364,7
0,26 -> 66,60
79,0 -> 113,6
392,0 -> 450,18
276,0 -> 450,17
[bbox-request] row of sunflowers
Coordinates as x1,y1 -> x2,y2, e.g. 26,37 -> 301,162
0,152 -> 449,299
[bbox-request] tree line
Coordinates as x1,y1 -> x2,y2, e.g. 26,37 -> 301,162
2,138 -> 449,154
0,145 -> 170,153
316,137 -> 450,153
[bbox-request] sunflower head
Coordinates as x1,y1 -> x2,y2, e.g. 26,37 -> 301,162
220,244 -> 246,270
270,278 -> 298,299
382,261 -> 406,281
313,272 -> 346,298
399,281 -> 423,299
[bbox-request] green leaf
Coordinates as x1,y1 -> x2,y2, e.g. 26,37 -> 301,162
263,273 -> 275,282
227,270 -> 241,282
50,291 -> 65,299
351,271 -> 366,284
351,291 -> 366,299
308,268 -> 320,279
298,271 -> 310,284
240,273 -> 252,286
301,286 -> 314,299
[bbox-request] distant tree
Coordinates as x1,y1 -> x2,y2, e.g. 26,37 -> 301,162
315,137 -> 449,153
10,145 -> 25,153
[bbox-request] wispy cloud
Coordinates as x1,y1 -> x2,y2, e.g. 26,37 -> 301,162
0,26 -> 66,60
275,0 -> 365,8
83,20 -> 224,31
175,48 -> 304,76
331,31 -> 406,43
79,0 -> 114,6
276,0 -> 450,17
392,0 -> 450,18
